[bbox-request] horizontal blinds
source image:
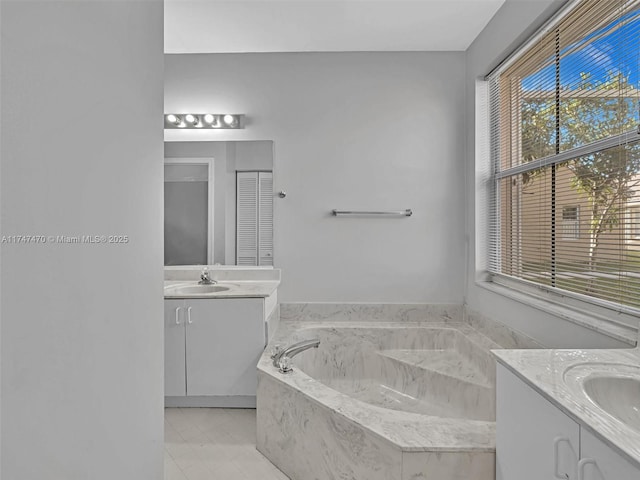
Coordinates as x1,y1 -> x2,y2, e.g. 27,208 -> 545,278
488,0 -> 640,310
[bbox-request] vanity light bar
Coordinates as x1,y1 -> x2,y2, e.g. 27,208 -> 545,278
164,114 -> 244,129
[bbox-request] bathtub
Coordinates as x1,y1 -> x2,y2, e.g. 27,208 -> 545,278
257,317 -> 498,480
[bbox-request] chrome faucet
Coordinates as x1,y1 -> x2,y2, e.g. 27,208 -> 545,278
198,267 -> 216,285
271,339 -> 320,373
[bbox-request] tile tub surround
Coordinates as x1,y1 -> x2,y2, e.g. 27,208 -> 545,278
281,303 -> 543,347
464,308 -> 545,349
493,339 -> 640,469
280,303 -> 463,323
257,320 -> 502,480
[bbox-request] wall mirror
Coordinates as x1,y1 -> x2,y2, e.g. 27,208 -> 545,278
164,140 -> 274,266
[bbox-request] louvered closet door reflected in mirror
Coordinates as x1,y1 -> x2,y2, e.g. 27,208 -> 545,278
236,171 -> 273,266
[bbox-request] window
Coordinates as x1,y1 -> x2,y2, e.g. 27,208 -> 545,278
487,0 -> 640,311
561,206 -> 580,240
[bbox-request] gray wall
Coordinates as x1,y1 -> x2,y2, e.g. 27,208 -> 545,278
1,1 -> 165,478
165,52 -> 467,303
464,0 -> 630,348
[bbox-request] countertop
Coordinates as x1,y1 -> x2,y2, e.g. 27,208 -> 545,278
164,280 -> 279,299
493,343 -> 640,469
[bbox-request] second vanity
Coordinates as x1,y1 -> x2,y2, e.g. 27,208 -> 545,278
494,335 -> 640,480
164,267 -> 280,408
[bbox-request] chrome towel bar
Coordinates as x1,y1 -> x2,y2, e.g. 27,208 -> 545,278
331,209 -> 412,217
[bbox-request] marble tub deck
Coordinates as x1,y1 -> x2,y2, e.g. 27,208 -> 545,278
257,320 -> 501,480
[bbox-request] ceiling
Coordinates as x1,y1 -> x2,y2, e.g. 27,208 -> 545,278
164,0 -> 506,53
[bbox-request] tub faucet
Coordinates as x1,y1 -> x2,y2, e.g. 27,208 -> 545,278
271,339 -> 320,373
198,267 -> 216,285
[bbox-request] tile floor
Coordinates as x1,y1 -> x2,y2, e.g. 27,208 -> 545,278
164,408 -> 289,480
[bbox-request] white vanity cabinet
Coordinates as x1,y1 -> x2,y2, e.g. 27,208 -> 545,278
497,364 -> 640,480
164,297 -> 266,406
496,364 -> 579,480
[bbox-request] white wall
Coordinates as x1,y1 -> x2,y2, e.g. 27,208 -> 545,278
464,0 -> 630,348
1,1 -> 165,478
165,52 -> 467,303
234,141 -> 273,171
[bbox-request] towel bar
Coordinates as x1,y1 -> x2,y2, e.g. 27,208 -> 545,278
331,209 -> 412,217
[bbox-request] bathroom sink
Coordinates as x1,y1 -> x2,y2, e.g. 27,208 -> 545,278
564,363 -> 640,432
165,284 -> 231,295
583,375 -> 640,430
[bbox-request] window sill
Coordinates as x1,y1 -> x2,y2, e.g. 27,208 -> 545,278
476,280 -> 639,346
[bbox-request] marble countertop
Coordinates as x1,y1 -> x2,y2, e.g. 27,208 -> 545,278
493,343 -> 640,468
164,280 -> 279,299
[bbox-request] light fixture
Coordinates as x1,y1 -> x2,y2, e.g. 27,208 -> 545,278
164,114 -> 244,129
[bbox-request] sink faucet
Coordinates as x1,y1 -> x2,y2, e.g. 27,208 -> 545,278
198,267 -> 216,285
271,339 -> 320,373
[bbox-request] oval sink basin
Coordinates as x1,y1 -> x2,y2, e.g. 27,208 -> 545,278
564,363 -> 640,432
167,284 -> 230,295
583,375 -> 640,431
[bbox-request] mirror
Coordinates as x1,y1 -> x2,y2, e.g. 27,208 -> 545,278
164,140 -> 274,266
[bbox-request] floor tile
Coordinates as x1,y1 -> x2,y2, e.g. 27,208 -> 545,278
165,407 -> 289,480
164,453 -> 188,480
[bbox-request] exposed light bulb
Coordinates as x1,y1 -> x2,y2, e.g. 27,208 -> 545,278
166,114 -> 180,125
185,114 -> 199,126
223,114 -> 236,126
203,114 -> 215,124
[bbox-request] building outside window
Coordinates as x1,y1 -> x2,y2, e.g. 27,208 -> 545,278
630,207 -> 640,239
561,206 -> 580,240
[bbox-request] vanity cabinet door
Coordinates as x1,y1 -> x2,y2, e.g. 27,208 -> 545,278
185,298 -> 265,396
164,299 -> 186,397
579,428 -> 639,480
496,365 -> 580,480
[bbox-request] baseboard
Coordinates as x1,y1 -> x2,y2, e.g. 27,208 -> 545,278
165,395 -> 256,408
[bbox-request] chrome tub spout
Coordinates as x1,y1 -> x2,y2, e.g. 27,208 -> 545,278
271,339 -> 320,373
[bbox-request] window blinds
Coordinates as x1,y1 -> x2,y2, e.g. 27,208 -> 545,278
487,0 -> 640,310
